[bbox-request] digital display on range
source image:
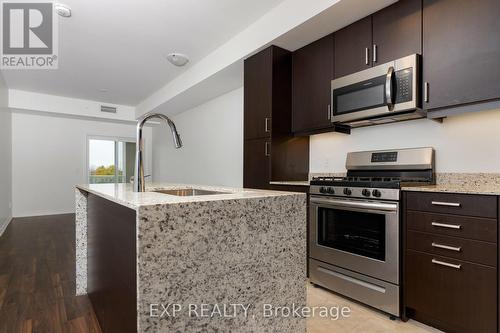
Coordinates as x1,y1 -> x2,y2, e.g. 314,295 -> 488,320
371,152 -> 398,163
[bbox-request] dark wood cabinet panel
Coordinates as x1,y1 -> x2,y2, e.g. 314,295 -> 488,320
244,48 -> 272,140
405,192 -> 497,218
87,193 -> 137,333
407,230 -> 497,267
372,0 -> 422,65
334,16 -> 372,78
244,46 -> 309,188
406,210 -> 497,243
423,0 -> 500,110
403,191 -> 499,332
406,250 -> 496,333
271,136 -> 309,181
292,34 -> 334,133
243,138 -> 270,190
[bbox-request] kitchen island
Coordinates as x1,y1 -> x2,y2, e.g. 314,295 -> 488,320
75,183 -> 307,333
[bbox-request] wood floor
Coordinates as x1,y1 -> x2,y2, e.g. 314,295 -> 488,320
0,214 -> 101,333
0,214 -> 441,333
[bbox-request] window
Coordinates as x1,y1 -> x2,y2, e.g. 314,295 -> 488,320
88,138 -> 136,184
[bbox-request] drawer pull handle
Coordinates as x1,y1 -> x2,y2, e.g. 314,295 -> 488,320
431,201 -> 461,207
431,242 -> 462,252
432,258 -> 461,270
431,222 -> 462,230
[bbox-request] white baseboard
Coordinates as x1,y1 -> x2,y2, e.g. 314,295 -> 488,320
0,215 -> 12,237
12,210 -> 75,218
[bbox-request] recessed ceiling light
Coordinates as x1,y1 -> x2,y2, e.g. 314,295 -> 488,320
166,53 -> 189,67
98,89 -> 108,93
55,3 -> 72,17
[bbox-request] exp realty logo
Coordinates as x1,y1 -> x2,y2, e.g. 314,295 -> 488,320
1,0 -> 58,69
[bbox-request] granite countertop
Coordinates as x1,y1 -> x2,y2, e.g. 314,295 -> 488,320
402,184 -> 500,196
76,183 -> 304,210
269,180 -> 310,186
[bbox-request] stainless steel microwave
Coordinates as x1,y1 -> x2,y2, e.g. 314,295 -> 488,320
331,54 -> 424,127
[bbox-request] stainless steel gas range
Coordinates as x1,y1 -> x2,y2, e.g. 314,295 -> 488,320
308,147 -> 435,318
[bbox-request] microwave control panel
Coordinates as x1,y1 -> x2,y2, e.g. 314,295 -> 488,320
395,68 -> 412,103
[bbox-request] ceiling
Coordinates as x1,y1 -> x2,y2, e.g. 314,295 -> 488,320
1,0 -> 285,106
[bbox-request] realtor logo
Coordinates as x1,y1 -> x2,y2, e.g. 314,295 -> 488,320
1,1 -> 58,69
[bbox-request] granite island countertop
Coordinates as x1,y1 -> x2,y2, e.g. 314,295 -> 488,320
75,182 -> 307,332
76,182 -> 303,210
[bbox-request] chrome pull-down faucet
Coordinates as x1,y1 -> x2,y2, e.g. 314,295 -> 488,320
134,112 -> 182,192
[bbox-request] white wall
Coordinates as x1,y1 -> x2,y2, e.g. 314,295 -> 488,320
153,88 -> 243,187
9,89 -> 136,122
11,111 -> 153,217
310,108 -> 500,173
0,76 -> 12,235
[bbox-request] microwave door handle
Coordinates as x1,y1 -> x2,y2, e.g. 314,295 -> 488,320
386,66 -> 395,111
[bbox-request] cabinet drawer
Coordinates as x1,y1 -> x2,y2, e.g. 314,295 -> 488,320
407,211 -> 497,243
406,191 -> 497,218
407,230 -> 497,267
406,250 -> 496,333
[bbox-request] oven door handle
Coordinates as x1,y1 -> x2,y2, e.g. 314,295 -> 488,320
310,197 -> 398,212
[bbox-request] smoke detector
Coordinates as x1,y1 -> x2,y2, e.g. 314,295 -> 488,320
55,3 -> 72,17
166,53 -> 189,67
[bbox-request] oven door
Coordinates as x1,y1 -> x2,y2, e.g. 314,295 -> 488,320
309,195 -> 399,284
331,54 -> 419,124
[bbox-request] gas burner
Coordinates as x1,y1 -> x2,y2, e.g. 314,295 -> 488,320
309,148 -> 435,200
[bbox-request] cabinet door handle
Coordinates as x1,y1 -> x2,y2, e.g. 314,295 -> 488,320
327,105 -> 331,120
365,47 -> 369,65
431,201 -> 461,207
432,242 -> 462,252
373,44 -> 377,63
424,82 -> 429,103
265,117 -> 271,133
432,259 -> 461,270
265,142 -> 270,157
431,222 -> 462,230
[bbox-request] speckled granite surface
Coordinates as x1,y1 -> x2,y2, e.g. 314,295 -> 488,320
75,183 -> 307,332
137,194 -> 306,332
75,183 -> 298,210
75,188 -> 88,295
403,173 -> 500,195
269,180 -> 310,186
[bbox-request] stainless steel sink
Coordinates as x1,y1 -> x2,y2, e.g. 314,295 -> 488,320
153,188 -> 228,196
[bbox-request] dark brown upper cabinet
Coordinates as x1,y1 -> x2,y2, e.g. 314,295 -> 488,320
423,0 -> 500,111
244,48 -> 272,140
334,0 -> 422,79
372,0 -> 422,65
244,46 -> 309,190
292,34 -> 334,133
334,16 -> 372,78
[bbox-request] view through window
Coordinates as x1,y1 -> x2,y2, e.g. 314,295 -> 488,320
88,138 -> 136,184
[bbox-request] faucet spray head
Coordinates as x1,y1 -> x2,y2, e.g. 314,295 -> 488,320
172,129 -> 182,149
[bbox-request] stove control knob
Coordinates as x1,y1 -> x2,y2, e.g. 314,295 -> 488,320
327,187 -> 335,194
343,188 -> 352,196
319,187 -> 327,193
372,189 -> 382,198
362,189 -> 371,197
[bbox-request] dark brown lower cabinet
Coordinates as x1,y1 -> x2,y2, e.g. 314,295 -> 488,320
243,138 -> 270,189
87,193 -> 137,333
403,191 -> 498,333
406,251 -> 496,333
